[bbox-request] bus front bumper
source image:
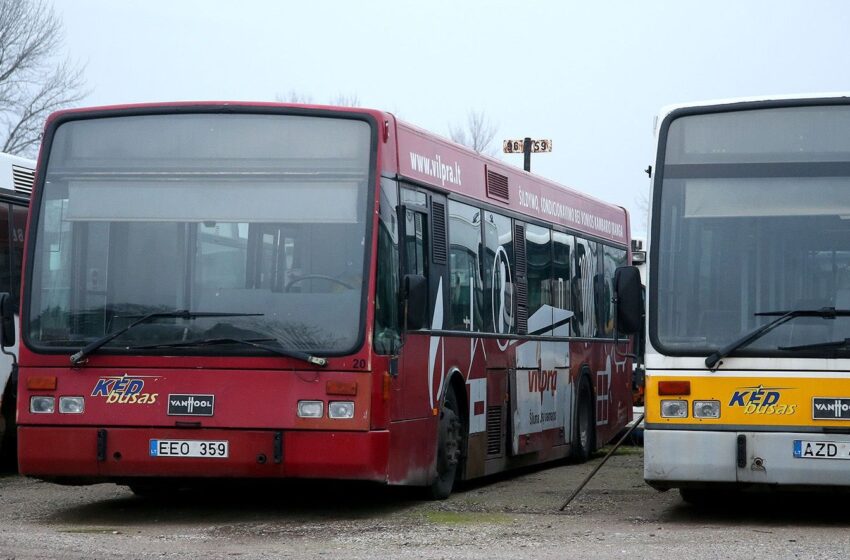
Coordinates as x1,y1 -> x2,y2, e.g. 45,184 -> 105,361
18,426 -> 390,483
644,428 -> 850,490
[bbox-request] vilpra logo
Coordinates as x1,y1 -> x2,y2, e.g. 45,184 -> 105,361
167,394 -> 215,416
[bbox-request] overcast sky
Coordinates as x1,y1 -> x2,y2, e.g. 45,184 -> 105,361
53,0 -> 850,236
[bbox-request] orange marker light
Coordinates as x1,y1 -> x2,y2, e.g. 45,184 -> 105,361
326,380 -> 357,396
658,380 -> 691,396
27,376 -> 57,390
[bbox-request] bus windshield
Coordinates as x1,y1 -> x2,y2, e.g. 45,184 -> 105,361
28,112 -> 374,355
653,104 -> 850,358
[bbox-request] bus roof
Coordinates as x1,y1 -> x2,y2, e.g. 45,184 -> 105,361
0,151 -> 35,196
654,92 -> 850,136
396,119 -> 628,246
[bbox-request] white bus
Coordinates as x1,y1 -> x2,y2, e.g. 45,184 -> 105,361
0,152 -> 34,467
643,94 -> 850,503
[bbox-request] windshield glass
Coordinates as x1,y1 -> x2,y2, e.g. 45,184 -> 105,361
653,104 -> 850,358
28,112 -> 374,355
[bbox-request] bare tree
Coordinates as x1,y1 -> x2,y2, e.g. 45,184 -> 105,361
0,0 -> 87,156
329,93 -> 360,107
275,90 -> 314,104
449,109 -> 498,156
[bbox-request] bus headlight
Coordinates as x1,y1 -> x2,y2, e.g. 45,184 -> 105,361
660,399 -> 688,418
30,396 -> 55,414
693,400 -> 720,419
328,401 -> 354,419
297,400 -> 324,418
59,396 -> 85,414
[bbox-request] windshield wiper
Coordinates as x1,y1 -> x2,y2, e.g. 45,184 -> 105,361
128,337 -> 327,367
705,307 -> 850,371
69,310 -> 264,365
779,338 -> 850,353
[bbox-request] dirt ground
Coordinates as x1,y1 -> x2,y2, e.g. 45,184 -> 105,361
1,445 -> 850,559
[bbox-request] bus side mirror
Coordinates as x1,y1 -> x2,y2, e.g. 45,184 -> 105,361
402,274 -> 428,331
0,292 -> 16,348
614,266 -> 643,336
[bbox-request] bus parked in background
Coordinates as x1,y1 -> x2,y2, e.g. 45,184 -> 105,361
0,152 -> 34,466
643,95 -> 850,503
13,103 -> 635,497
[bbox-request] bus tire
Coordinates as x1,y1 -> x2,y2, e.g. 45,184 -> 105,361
570,375 -> 595,463
428,388 -> 463,500
0,385 -> 16,471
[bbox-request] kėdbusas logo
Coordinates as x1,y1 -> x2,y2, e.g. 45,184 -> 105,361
728,385 -> 796,415
91,374 -> 158,405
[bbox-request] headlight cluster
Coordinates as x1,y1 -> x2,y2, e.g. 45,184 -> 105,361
297,400 -> 355,419
30,396 -> 85,414
660,399 -> 721,419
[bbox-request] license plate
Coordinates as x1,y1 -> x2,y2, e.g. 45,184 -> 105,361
149,439 -> 229,458
793,440 -> 850,459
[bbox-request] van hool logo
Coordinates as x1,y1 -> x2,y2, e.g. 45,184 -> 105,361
813,398 -> 850,420
167,394 -> 215,416
91,374 -> 158,405
728,385 -> 796,415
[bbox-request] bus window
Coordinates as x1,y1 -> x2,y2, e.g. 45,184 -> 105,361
600,245 -> 627,337
0,203 -> 9,295
552,231 -> 573,336
10,204 -> 26,301
525,223 -> 552,335
483,211 -> 514,335
447,201 -> 482,331
572,238 -> 597,337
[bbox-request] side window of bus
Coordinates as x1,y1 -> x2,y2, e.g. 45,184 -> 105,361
572,237 -> 597,337
483,211 -> 514,335
525,223 -> 552,335
0,202 -> 10,296
552,231 -> 573,335
600,245 -> 627,337
447,201 -> 483,331
403,209 -> 427,276
10,203 -> 26,302
375,179 -> 400,354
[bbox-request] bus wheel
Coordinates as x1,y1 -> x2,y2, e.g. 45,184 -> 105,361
0,388 -> 16,472
570,376 -> 595,463
429,388 -> 463,500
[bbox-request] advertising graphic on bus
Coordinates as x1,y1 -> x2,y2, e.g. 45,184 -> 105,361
12,103 -> 635,497
643,95 -> 850,502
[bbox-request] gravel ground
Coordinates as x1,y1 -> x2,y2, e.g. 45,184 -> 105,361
2,445 -> 850,559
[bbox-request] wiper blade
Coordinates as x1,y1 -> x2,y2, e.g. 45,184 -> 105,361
779,338 -> 850,352
128,337 -> 327,367
70,310 -> 263,365
705,307 -> 850,371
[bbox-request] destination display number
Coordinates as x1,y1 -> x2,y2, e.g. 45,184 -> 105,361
503,138 -> 553,154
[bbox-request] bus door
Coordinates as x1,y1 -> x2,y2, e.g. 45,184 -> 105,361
510,222 -> 572,455
394,186 -> 449,421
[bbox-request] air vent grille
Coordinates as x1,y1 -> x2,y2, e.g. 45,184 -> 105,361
12,165 -> 34,195
486,406 -> 502,455
486,169 -> 509,201
431,201 -> 447,264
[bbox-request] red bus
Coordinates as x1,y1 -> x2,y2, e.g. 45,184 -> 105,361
12,103 -> 634,498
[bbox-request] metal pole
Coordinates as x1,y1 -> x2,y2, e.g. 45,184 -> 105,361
558,413 -> 645,511
523,137 -> 531,172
